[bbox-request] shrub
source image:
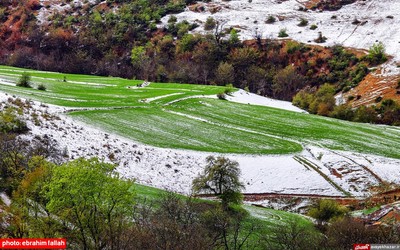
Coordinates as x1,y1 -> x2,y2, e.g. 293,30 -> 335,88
265,15 -> 276,24
365,42 -> 387,66
375,96 -> 383,103
224,83 -> 235,95
314,32 -> 327,43
168,15 -> 177,24
16,72 -> 32,88
298,18 -> 308,27
397,79 -> 400,89
204,16 -> 216,30
217,92 -> 227,100
37,84 -> 46,91
286,40 -> 301,54
342,86 -> 351,93
308,199 -> 348,225
310,24 -> 318,30
0,107 -> 29,134
351,18 -> 361,25
278,28 -> 288,38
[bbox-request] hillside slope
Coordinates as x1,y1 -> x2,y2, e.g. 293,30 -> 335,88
1,66 -> 400,198
163,0 -> 400,104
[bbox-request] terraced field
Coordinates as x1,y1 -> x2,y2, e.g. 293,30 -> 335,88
1,65 -> 400,158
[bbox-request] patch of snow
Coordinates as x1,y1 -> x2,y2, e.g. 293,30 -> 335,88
0,193 -> 11,207
0,79 -> 16,87
163,94 -> 217,106
227,89 -> 306,113
66,80 -> 117,87
145,93 -> 184,103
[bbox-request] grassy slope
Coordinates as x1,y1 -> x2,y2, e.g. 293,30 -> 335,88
1,66 -> 400,158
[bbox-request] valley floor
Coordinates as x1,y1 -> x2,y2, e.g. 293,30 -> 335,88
2,90 -> 399,200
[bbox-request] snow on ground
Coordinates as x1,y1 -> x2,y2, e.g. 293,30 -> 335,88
145,93 -> 183,102
0,193 -> 11,207
2,91 -> 399,197
227,89 -> 306,113
161,0 -> 400,75
236,155 -> 342,195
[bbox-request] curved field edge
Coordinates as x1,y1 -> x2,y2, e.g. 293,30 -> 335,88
167,98 -> 400,159
0,65 -> 226,107
70,98 -> 400,158
1,65 -> 399,158
69,108 -> 302,154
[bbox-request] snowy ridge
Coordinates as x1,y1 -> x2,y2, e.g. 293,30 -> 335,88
162,0 -> 400,75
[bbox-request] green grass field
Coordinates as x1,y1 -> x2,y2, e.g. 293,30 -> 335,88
1,65 -> 400,158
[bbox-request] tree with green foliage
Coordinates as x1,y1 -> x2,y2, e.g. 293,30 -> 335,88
131,45 -> 153,80
4,157 -> 58,238
309,83 -> 336,115
203,205 -> 263,249
308,199 -> 348,225
192,156 -> 244,208
366,42 -> 387,66
266,217 -> 322,250
272,65 -> 305,100
0,107 -> 28,134
46,158 -> 135,250
16,72 -> 32,88
215,62 -> 235,85
326,216 -> 400,249
229,28 -> 240,46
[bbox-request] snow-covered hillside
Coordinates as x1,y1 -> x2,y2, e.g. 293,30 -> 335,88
2,91 -> 399,198
162,0 -> 400,74
227,89 -> 306,113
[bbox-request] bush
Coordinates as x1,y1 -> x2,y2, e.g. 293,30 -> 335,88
37,84 -> 46,91
204,16 -> 216,30
168,15 -> 177,24
217,92 -> 227,100
375,96 -> 383,103
265,15 -> 276,24
0,107 -> 29,134
308,199 -> 348,225
314,32 -> 327,43
365,42 -> 387,66
16,72 -> 32,88
298,18 -> 308,27
310,24 -> 318,30
278,28 -> 288,38
351,18 -> 361,25
224,83 -> 235,95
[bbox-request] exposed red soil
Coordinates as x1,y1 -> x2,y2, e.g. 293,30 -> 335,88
344,70 -> 400,108
303,0 -> 358,10
197,192 -> 362,207
302,0 -> 322,9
